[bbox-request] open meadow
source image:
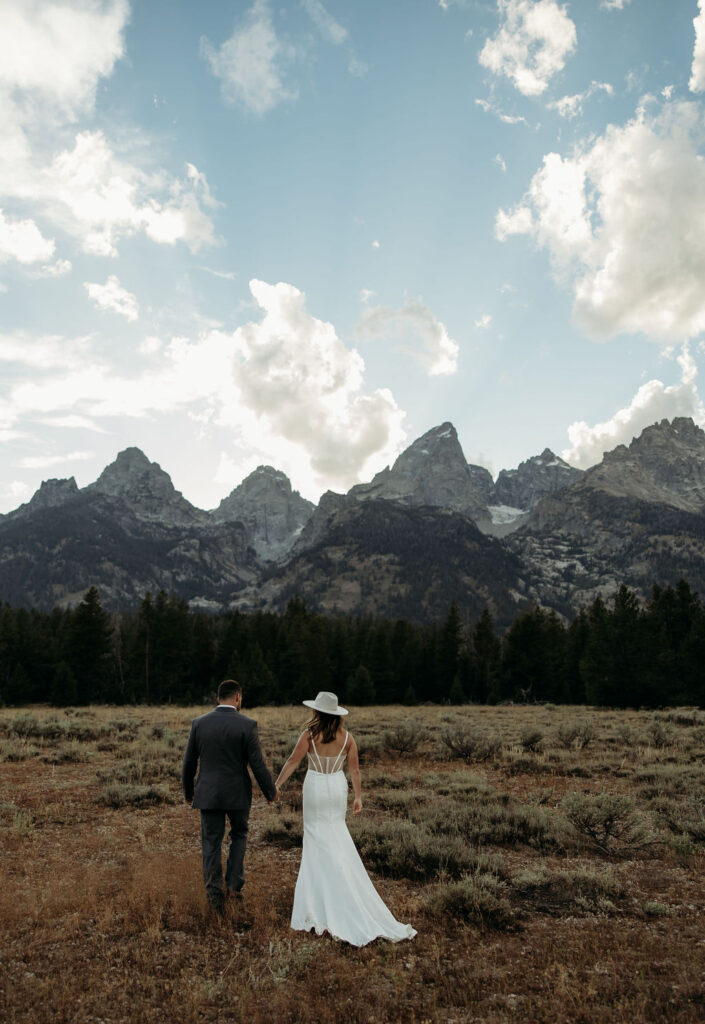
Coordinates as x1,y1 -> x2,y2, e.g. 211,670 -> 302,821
1,702 -> 705,1024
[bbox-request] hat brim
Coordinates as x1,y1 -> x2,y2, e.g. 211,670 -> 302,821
302,699 -> 349,716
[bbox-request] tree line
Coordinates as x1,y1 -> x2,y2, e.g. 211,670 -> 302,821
0,580 -> 703,709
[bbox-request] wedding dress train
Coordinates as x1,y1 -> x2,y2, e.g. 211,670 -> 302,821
291,732 -> 416,946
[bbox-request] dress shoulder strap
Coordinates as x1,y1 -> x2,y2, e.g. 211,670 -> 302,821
308,730 -> 324,773
331,730 -> 349,773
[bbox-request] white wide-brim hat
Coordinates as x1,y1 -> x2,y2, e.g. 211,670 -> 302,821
302,691 -> 348,716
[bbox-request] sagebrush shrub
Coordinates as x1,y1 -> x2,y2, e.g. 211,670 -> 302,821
561,791 -> 655,856
382,722 -> 426,755
423,872 -> 512,929
439,726 -> 502,763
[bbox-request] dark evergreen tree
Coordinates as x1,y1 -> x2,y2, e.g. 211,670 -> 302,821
66,587 -> 113,703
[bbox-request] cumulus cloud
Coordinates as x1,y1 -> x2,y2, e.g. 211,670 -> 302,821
562,346 -> 705,468
85,275 -> 139,321
356,299 -> 459,376
479,0 -> 577,97
600,0 -> 630,9
0,3 -> 216,259
0,0 -> 129,116
0,209 -> 54,264
496,99 -> 705,342
201,0 -> 297,115
549,81 -> 613,119
691,1 -> 705,93
0,280 -> 407,498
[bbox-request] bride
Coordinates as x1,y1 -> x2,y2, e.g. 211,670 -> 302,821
275,691 -> 416,947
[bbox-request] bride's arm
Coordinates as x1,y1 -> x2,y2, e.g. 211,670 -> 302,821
347,736 -> 363,814
274,731 -> 309,791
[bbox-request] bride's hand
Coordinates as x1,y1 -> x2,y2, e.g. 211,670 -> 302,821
353,797 -> 362,815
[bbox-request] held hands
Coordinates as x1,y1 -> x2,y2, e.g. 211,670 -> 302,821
269,786 -> 281,804
353,797 -> 363,816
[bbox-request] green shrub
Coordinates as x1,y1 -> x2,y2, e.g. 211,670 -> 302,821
262,814 -> 303,848
97,783 -> 177,808
556,719 -> 595,751
351,819 -> 503,881
561,791 -> 655,856
439,726 -> 502,763
382,722 -> 427,755
423,872 -> 512,929
519,728 -> 544,754
511,864 -> 625,914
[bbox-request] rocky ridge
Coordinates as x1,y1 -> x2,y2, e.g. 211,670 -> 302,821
212,465 -> 314,561
1,416 -> 702,619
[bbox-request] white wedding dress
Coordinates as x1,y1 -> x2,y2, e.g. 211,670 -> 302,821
291,731 -> 416,946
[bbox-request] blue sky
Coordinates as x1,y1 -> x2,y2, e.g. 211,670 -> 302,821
2,0 -> 705,512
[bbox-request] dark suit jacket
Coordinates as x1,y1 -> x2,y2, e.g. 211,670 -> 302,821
182,706 -> 277,810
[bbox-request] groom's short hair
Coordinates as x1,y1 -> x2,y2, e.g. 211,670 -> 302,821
218,679 -> 242,701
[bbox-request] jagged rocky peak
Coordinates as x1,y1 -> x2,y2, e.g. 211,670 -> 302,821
347,422 -> 490,517
10,476 -> 79,518
586,416 -> 705,512
493,448 -> 583,511
213,465 -> 314,561
89,447 -> 204,524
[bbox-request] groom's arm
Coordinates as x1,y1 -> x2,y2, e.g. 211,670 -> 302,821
245,722 -> 277,802
182,722 -> 199,803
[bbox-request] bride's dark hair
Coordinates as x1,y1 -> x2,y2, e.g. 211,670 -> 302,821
306,710 -> 340,744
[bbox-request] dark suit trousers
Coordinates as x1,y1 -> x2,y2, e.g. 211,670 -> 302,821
200,808 -> 249,905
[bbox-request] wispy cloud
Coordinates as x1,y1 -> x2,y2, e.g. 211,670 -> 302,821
201,0 -> 297,115
356,299 -> 460,376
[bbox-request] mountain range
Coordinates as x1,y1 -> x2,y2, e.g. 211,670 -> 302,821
1,417 -> 703,625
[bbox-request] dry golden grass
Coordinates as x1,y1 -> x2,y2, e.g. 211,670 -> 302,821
1,702 -> 704,1023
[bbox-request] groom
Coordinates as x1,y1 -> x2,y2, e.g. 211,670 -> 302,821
182,679 -> 278,914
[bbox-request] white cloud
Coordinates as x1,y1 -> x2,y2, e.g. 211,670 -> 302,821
40,414 -> 107,433
600,0 -> 630,9
17,450 -> 95,470
18,131 -> 218,257
479,0 -> 577,98
496,99 -> 705,342
303,0 -> 348,45
475,97 -> 529,126
549,81 -> 613,119
0,0 -> 129,115
0,208 -> 54,264
0,5 -> 216,260
371,239 -> 380,249
691,1 -> 705,93
494,153 -> 507,172
562,346 -> 705,468
6,480 -> 30,500
201,0 -> 297,115
85,275 -> 139,321
360,288 -> 375,304
475,314 -> 493,329
0,280 -> 407,498
356,299 -> 460,376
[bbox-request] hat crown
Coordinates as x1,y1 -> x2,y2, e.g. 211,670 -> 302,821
314,691 -> 339,713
